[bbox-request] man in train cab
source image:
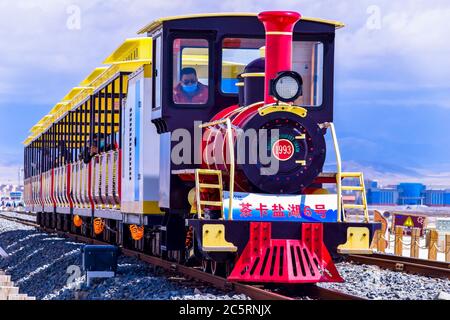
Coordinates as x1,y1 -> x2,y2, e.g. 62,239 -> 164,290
173,67 -> 208,104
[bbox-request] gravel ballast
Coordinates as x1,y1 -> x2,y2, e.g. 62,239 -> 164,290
0,217 -> 248,300
319,262 -> 450,300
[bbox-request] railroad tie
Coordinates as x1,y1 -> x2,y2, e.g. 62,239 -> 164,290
0,271 -> 36,300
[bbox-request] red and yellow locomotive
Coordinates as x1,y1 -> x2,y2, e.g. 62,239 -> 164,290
23,11 -> 380,285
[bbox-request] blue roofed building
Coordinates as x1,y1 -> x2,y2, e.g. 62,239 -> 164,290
397,183 -> 425,205
365,181 -> 449,207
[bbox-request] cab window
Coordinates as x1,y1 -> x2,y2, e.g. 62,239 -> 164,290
172,38 -> 209,105
292,41 -> 324,107
221,38 -> 324,107
221,38 -> 265,93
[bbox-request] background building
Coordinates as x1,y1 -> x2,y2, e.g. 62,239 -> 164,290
367,187 -> 399,206
365,181 -> 450,207
397,183 -> 426,205
424,189 -> 445,206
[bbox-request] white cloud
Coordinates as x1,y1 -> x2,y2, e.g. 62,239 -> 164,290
335,1 -> 450,83
339,97 -> 450,109
1,0 -> 449,106
0,164 -> 22,185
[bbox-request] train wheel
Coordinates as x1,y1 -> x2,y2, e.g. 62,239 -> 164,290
201,259 -> 210,273
211,261 -> 220,276
151,232 -> 161,256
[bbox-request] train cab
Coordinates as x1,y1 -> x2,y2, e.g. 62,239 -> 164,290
137,13 -> 343,212
23,11 -> 380,284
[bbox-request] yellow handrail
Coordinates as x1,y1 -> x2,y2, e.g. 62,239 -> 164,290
325,122 -> 370,223
325,122 -> 343,223
359,174 -> 370,223
225,118 -> 235,221
199,118 -> 235,220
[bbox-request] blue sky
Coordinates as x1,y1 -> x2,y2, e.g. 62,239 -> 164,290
0,0 -> 449,187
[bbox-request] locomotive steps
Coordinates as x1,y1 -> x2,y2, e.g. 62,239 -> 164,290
0,270 -> 36,300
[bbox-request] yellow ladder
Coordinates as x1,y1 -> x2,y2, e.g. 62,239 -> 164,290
195,169 -> 224,220
340,172 -> 369,223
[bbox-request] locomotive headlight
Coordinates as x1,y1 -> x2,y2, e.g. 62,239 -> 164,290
270,71 -> 303,103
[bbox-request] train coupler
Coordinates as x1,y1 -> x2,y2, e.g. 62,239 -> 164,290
228,222 -> 343,284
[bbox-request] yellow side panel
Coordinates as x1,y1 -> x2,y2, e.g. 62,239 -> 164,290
121,201 -> 164,215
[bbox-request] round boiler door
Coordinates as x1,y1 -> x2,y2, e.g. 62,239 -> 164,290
238,112 -> 326,194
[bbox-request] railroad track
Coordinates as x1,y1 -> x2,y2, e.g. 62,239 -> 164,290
347,253 -> 450,280
0,213 -> 363,300
0,213 -> 38,228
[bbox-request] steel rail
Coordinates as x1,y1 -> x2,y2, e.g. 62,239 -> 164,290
0,213 -> 40,228
370,253 -> 450,269
347,253 -> 450,279
307,286 -> 366,301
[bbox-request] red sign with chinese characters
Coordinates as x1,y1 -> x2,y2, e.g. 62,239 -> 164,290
226,193 -> 339,222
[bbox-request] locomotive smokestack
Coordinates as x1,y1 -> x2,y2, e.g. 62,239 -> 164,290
258,11 -> 301,104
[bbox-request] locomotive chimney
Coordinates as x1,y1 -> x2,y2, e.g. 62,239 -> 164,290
258,11 -> 301,104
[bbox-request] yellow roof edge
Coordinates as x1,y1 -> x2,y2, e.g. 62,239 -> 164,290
49,102 -> 68,115
23,137 -> 32,145
68,88 -> 94,112
62,87 -> 88,102
109,59 -> 152,65
59,61 -> 146,117
303,16 -> 345,29
103,37 -> 152,65
137,12 -> 344,34
80,67 -> 109,87
61,62 -> 147,118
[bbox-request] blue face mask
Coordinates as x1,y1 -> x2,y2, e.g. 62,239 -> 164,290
182,83 -> 198,94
